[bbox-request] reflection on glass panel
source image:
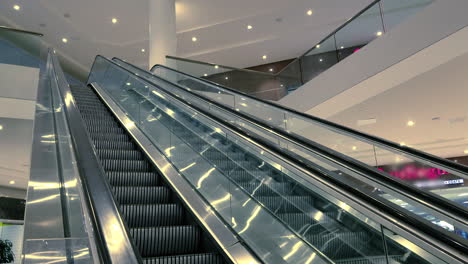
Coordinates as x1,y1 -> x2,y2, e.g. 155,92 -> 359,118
335,3 -> 384,61
301,36 -> 338,84
276,59 -> 302,93
382,227 -> 449,264
382,0 -> 434,31
164,57 -> 286,101
23,238 -> 93,264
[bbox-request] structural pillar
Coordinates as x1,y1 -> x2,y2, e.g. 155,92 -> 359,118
148,0 -> 177,68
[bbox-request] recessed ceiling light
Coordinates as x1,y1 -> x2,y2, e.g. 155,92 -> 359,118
307,10 -> 313,16
247,25 -> 253,30
262,55 -> 267,60
225,76 -> 229,80
13,5 -> 20,11
400,142 -> 406,146
376,31 -> 383,36
9,180 -> 15,185
214,65 -> 219,69
126,82 -> 131,86
141,48 -> 145,53
316,44 -> 320,48
464,150 -> 468,154
112,18 -> 118,24
62,38 -> 68,43
269,68 -> 274,72
203,74 -> 208,77
407,120 -> 415,127
0,125 -> 3,130
319,58 -> 323,62
352,146 -> 357,150
192,37 -> 197,42
340,46 -> 344,49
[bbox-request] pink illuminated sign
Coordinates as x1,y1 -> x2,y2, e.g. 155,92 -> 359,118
378,165 -> 449,180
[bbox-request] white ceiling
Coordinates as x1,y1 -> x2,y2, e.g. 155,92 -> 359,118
329,46 -> 468,160
0,0 -> 373,72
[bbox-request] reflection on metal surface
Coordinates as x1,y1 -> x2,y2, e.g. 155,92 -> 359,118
239,205 -> 261,234
180,162 -> 196,171
164,146 -> 175,157
28,194 -> 60,204
284,241 -> 303,260
196,168 -> 216,189
211,194 -> 231,207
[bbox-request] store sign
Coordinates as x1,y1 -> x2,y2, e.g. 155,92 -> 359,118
378,165 -> 449,180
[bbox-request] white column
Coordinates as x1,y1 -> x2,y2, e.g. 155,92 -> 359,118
148,0 -> 177,68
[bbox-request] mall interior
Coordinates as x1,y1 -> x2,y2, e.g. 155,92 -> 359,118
0,0 -> 467,263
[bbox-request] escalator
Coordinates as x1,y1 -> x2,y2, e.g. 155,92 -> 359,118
84,55 -> 467,264
24,47 -> 468,264
120,83 -> 422,264
70,85 -> 226,263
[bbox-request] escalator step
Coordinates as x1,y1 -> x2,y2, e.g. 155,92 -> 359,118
102,159 -> 151,171
131,225 -> 201,257
107,172 -> 159,186
99,149 -> 143,160
121,204 -> 184,228
113,186 -> 170,204
143,253 -> 225,264
94,140 -> 135,150
91,132 -> 129,142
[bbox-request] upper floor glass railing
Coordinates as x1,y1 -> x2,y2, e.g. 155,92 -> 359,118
161,0 -> 434,101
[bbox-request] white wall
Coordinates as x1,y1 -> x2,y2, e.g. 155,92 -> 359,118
0,64 -> 39,193
279,0 -> 468,115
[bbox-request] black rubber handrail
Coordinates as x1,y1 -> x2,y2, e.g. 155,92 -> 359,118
102,55 -> 468,260
148,60 -> 468,179
51,52 -> 142,263
0,25 -> 43,36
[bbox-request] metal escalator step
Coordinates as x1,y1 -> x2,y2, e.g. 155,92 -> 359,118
143,253 -> 225,264
238,182 -> 290,196
278,213 -> 327,234
87,125 -> 124,134
84,118 -> 117,127
305,232 -> 370,260
107,172 -> 159,186
91,132 -> 129,142
99,149 -> 143,160
81,113 -> 114,121
131,225 -> 201,257
229,168 -> 255,183
78,109 -> 111,116
121,204 -> 184,228
113,186 -> 170,204
256,196 -> 311,213
102,159 -> 151,172
94,140 -> 135,150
